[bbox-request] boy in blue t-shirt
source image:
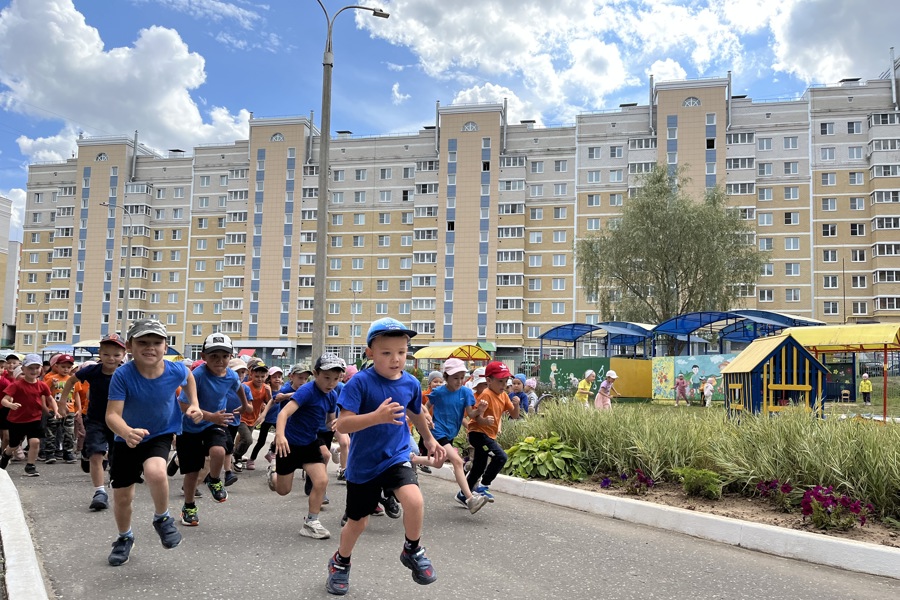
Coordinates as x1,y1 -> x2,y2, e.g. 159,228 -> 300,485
273,353 -> 344,540
105,319 -> 202,567
425,358 -> 489,514
177,334 -> 249,526
325,318 -> 446,596
60,333 -> 127,511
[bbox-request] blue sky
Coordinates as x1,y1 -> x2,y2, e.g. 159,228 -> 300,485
1,0 -> 898,240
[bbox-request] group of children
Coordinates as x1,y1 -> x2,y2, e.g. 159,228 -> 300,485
575,369 -> 621,409
1,315 -> 527,596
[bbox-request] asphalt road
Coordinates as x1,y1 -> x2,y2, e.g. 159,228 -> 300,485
8,453 -> 900,600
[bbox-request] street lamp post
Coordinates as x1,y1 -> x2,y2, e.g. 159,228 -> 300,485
33,297 -> 45,353
311,1 -> 389,360
101,201 -> 134,337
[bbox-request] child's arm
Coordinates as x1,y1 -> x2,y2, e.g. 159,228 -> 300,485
334,399 -> 405,434
106,400 -> 148,448
236,384 -> 252,414
467,398 -> 488,419
1,394 -> 19,410
181,371 -> 202,423
45,393 -> 60,418
61,377 -> 79,414
507,395 -> 521,420
255,389 -> 274,425
274,400 -> 299,457
408,407 -> 446,463
324,410 -> 336,431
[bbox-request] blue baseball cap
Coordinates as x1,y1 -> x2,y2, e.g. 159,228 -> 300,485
366,317 -> 417,347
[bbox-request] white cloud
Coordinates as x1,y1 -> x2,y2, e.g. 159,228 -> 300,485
647,59 -> 687,83
0,0 -> 251,164
386,62 -> 405,72
769,0 -> 900,83
135,0 -> 266,30
391,82 -> 411,105
451,84 -> 542,126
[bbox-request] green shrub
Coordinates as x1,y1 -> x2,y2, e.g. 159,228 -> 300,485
674,467 -> 723,500
504,432 -> 586,481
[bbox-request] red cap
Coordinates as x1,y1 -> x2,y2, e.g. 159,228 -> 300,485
191,360 -> 206,371
50,354 -> 75,366
100,333 -> 127,349
484,361 -> 511,379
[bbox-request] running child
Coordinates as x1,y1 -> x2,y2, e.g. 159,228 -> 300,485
60,334 -> 127,510
326,318 -> 446,596
233,362 -> 271,470
272,353 -> 344,540
178,333 -> 250,526
222,358 -> 252,486
42,353 -> 77,463
465,361 -> 519,502
0,354 -> 55,477
251,366 -> 289,466
425,358 -> 489,514
104,319 -> 202,566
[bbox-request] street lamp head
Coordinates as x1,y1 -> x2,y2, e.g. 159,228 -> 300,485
372,9 -> 390,18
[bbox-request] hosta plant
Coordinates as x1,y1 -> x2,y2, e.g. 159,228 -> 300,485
504,432 -> 586,481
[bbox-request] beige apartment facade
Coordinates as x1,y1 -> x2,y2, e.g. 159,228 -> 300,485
15,73 -> 900,365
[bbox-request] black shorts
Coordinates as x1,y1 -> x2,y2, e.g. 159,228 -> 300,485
317,430 -> 335,448
0,406 -> 10,429
345,461 -> 418,522
435,436 -> 454,447
7,420 -> 44,447
109,434 -> 173,489
275,441 -> 326,476
176,426 -> 228,474
83,415 -> 115,457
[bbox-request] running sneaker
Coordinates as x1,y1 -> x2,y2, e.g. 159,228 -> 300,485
337,468 -> 346,482
264,451 -> 275,463
180,504 -> 199,526
245,459 -> 256,471
266,464 -> 277,492
300,517 -> 331,539
340,512 -> 348,527
36,453 -> 48,462
0,452 -> 10,470
304,471 -> 313,496
24,464 -> 39,477
206,477 -> 228,502
381,494 -> 402,519
326,554 -> 351,595
14,448 -> 25,461
232,459 -> 244,473
63,452 -> 77,464
474,485 -> 494,502
418,465 -> 432,474
181,486 -> 203,498
466,493 -> 489,514
44,455 -> 57,465
371,504 -> 384,516
107,535 -> 134,566
455,490 -> 467,507
400,546 -> 437,585
322,495 -> 330,505
90,489 -> 109,511
166,456 -> 179,476
154,515 -> 183,547
330,444 -> 340,464
224,471 -> 238,486
80,453 -> 90,473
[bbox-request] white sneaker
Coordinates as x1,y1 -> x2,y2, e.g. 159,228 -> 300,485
266,464 -> 276,492
300,517 -> 330,539
330,444 -> 340,464
466,493 -> 489,515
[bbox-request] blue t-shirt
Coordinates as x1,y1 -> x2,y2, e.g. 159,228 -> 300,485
265,381 -> 294,424
428,384 -> 476,441
338,368 -> 422,484
226,383 -> 252,427
108,361 -> 189,443
180,365 -> 241,433
511,390 -> 529,414
75,363 -> 115,422
284,381 -> 338,446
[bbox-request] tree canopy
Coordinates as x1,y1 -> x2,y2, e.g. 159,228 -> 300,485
576,165 -> 767,324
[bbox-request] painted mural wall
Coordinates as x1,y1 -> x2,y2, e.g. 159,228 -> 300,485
651,354 -> 738,402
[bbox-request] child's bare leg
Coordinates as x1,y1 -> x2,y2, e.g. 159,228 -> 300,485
337,516 -> 368,557
144,457 -> 170,514
26,438 -> 40,463
446,446 -> 474,498
305,462 -> 328,512
274,470 -> 294,496
113,485 -> 136,532
182,471 -> 199,503
336,432 -> 349,469
393,483 -> 424,541
208,446 -> 225,479
90,453 -> 105,487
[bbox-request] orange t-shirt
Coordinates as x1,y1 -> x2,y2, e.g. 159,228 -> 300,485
75,380 -> 90,414
466,387 -> 514,440
44,373 -> 74,413
241,382 -> 270,426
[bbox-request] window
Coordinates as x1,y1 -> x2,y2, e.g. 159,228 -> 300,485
554,160 -> 567,172
609,193 -> 623,206
758,163 -> 772,176
784,187 -> 799,200
785,263 -> 800,276
823,301 -> 839,316
823,250 -> 837,263
784,212 -> 799,225
851,249 -> 865,262
850,223 -> 866,236
849,172 -> 864,185
552,254 -> 566,267
820,122 -> 834,135
758,289 -> 773,302
609,170 -> 624,183
553,230 -> 566,243
785,237 -> 800,250
784,136 -> 799,150
821,173 -> 836,186
758,212 -> 773,226
821,198 -> 836,211
587,170 -> 602,183
848,121 -> 862,134
758,137 -> 772,151
761,263 -> 773,277
759,238 -> 773,251
553,207 -> 567,219
852,275 -> 867,289
823,275 -> 838,289
852,302 -> 868,316
783,161 -> 799,175
528,255 -> 542,268
551,302 -> 566,314
849,146 -> 863,159
554,183 -> 567,196
587,146 -> 601,159
552,278 -> 565,291
758,188 -> 773,201
785,289 -> 801,302
610,145 -> 623,158
821,147 -> 835,161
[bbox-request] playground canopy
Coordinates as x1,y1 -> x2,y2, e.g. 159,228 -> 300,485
538,322 -> 655,357
653,309 -> 824,342
412,344 -> 492,361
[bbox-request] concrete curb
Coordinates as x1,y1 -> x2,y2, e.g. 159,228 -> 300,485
428,465 -> 900,580
0,469 -> 50,600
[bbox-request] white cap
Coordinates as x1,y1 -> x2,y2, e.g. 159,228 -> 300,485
202,333 -> 234,354
606,370 -> 618,379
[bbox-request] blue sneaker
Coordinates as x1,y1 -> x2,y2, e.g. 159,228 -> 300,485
455,491 -> 467,507
400,546 -> 437,585
474,485 -> 494,502
326,554 -> 351,595
153,515 -> 183,548
108,535 -> 134,566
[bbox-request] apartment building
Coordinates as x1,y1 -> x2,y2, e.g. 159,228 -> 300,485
16,73 -> 900,364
